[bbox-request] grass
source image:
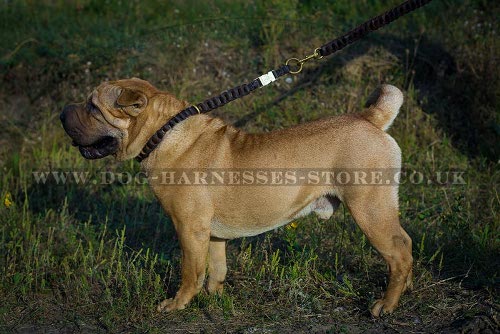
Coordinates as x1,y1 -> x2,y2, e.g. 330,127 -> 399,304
1,0 -> 499,332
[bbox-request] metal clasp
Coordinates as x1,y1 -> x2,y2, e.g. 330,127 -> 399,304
285,48 -> 323,74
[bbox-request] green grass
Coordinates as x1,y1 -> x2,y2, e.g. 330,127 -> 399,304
1,0 -> 499,332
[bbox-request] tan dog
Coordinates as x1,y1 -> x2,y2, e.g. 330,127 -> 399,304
60,78 -> 413,317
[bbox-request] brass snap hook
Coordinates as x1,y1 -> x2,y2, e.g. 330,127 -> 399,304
285,57 -> 303,74
285,48 -> 323,75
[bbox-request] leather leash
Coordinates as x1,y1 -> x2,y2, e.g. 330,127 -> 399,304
136,0 -> 433,162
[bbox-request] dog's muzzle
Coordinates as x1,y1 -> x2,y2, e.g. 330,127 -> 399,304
60,104 -> 119,159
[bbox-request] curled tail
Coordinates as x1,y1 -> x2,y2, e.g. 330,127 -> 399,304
361,84 -> 403,131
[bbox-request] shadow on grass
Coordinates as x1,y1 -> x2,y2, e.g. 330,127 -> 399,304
25,174 -> 178,257
235,33 -> 498,161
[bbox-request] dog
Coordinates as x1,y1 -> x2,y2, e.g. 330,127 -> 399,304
60,78 -> 413,317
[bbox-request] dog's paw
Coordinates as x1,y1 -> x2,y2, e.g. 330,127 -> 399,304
370,299 -> 397,318
157,298 -> 187,312
402,275 -> 414,293
207,280 -> 224,295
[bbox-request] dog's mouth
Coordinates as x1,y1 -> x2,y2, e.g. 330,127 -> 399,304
75,136 -> 119,160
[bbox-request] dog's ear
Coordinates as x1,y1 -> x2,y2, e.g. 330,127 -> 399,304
116,88 -> 147,116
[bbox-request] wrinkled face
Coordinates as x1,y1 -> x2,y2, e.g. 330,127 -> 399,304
60,78 -> 158,160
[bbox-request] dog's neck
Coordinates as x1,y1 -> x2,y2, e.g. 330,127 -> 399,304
124,93 -> 191,161
139,114 -> 237,171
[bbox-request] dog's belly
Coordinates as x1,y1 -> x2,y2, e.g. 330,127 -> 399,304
210,196 -> 339,239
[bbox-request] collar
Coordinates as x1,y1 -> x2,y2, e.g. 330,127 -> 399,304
135,65 -> 291,162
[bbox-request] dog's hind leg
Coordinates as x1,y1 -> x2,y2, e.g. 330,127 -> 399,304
343,186 -> 413,317
399,226 -> 413,293
207,237 -> 227,294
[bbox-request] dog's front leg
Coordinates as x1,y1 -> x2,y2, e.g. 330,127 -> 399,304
207,237 -> 227,294
157,215 -> 211,312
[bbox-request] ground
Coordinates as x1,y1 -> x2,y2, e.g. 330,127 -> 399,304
0,0 -> 498,333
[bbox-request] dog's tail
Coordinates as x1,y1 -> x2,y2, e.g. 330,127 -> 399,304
360,84 -> 403,131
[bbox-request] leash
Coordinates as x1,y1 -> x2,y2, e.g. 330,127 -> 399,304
136,0 -> 433,162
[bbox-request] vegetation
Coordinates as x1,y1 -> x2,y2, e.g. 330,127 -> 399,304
1,0 -> 498,332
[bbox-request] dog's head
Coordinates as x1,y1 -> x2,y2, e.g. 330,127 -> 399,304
60,78 -> 186,160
